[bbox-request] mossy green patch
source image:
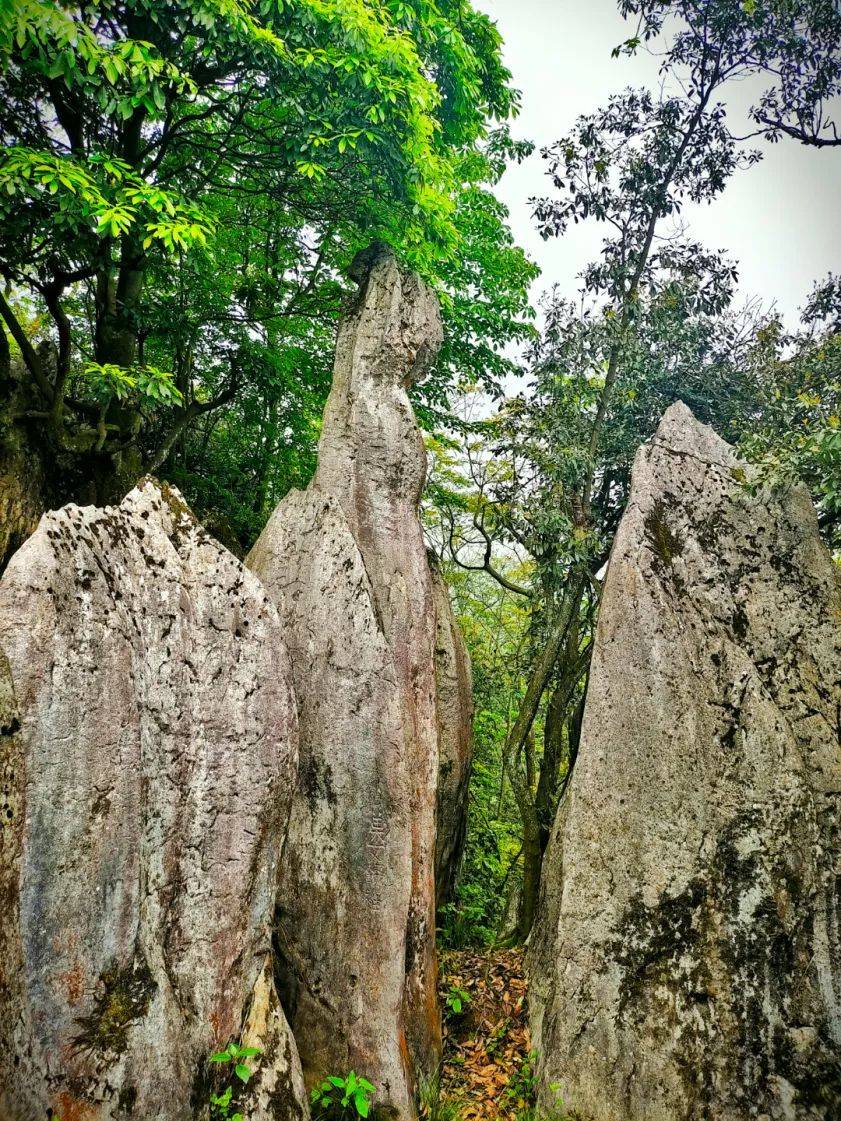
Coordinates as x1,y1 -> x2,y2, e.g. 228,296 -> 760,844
72,959 -> 156,1057
644,499 -> 684,568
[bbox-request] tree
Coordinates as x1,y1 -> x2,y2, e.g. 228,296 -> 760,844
0,0 -> 531,513
619,0 -> 841,147
487,51 -> 752,934
474,0 -> 841,940
428,259 -> 839,945
738,275 -> 841,548
165,127 -> 538,548
489,254 -> 745,938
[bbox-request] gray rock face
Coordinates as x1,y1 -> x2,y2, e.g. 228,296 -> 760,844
248,246 -> 445,1118
431,564 -> 473,908
0,480 -> 307,1121
529,403 -> 841,1121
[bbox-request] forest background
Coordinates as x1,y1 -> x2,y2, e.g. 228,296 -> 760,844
0,0 -> 839,949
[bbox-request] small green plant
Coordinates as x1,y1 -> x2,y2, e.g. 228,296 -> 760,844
311,1071 -> 375,1119
502,1050 -> 538,1108
208,1085 -> 241,1121
485,1015 -> 511,1058
416,1067 -> 465,1121
444,984 -> 471,1017
533,1080 -> 575,1121
208,1041 -> 262,1120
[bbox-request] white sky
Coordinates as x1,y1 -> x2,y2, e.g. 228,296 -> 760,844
478,0 -> 841,326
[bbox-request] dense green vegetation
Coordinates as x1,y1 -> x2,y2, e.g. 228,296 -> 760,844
429,0 -> 841,945
0,0 -> 534,536
1,1 -> 838,958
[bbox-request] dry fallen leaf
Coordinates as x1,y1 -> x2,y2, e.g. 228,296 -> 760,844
438,949 -> 533,1120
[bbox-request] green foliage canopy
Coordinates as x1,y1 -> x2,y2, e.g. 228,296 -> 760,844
0,0 -> 535,529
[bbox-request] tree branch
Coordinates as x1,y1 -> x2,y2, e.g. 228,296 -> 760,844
145,366 -> 241,474
0,288 -> 54,403
446,510 -> 533,597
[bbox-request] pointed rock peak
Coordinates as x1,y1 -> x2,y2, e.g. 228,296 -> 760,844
315,244 -> 442,512
122,474 -> 199,529
528,405 -> 841,1121
647,399 -> 737,466
248,247 -> 453,1117
341,241 -> 443,388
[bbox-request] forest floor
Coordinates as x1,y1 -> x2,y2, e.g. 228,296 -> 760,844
436,949 -> 534,1120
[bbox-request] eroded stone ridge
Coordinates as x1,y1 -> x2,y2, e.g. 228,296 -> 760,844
248,245 -> 446,1118
0,479 -> 307,1121
528,402 -> 841,1121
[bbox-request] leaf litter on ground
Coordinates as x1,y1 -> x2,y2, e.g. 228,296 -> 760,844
435,948 -> 534,1121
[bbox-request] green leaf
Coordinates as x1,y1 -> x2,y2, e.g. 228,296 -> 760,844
234,1062 -> 252,1084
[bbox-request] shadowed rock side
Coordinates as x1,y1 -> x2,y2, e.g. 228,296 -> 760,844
431,563 -> 474,908
0,479 -> 308,1121
528,402 -> 841,1121
0,435 -> 44,574
248,245 -> 445,1118
1,357 -> 48,574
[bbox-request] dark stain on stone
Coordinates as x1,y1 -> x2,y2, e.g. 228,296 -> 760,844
265,1035 -> 309,1120
117,1085 -> 137,1114
644,499 -> 684,571
731,603 -> 750,641
403,902 -> 425,978
299,755 -> 337,808
605,808 -> 834,1115
71,959 -> 156,1057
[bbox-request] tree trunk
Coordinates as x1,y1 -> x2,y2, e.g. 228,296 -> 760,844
536,682 -> 566,850
518,811 -> 542,943
502,572 -> 587,769
513,617 -> 591,943
94,258 -> 145,369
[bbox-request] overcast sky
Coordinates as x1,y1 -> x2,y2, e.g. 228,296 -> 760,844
478,0 -> 841,326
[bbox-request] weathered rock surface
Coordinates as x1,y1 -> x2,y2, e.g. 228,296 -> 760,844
431,562 -> 473,908
248,245 -> 445,1117
0,479 -> 308,1121
529,402 -> 841,1121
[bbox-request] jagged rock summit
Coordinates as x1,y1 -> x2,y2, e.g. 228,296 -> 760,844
529,402 -> 841,1121
248,244 -> 469,1118
0,479 -> 307,1121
